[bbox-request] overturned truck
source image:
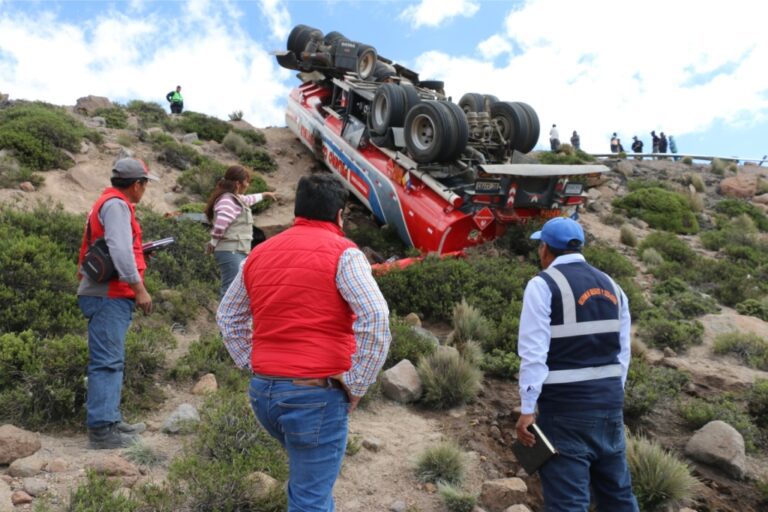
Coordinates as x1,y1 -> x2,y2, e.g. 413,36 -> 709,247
276,25 -> 607,254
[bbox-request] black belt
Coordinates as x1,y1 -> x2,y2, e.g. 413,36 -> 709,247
253,373 -> 344,390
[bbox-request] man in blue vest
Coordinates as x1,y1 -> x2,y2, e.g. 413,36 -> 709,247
515,217 -> 638,511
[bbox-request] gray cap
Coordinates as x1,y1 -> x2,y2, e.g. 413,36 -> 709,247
112,158 -> 159,181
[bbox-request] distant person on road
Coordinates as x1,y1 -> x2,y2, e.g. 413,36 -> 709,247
631,136 -> 643,160
651,130 -> 660,154
610,132 -> 619,153
166,85 -> 184,114
570,130 -> 581,151
617,138 -> 625,154
516,217 -> 639,512
77,158 -> 158,449
549,124 -> 560,151
669,135 -> 678,160
217,173 -> 391,512
205,165 -> 277,298
659,132 -> 668,155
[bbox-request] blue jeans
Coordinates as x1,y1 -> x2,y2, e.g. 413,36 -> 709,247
78,296 -> 134,429
249,377 -> 349,512
537,408 -> 639,512
214,250 -> 247,298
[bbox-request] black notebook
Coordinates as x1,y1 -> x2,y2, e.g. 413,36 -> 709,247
512,423 -> 557,474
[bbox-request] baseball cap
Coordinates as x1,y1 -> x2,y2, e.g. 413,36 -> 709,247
530,217 -> 585,250
112,158 -> 159,181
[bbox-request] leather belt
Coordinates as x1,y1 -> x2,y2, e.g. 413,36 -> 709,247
253,373 -> 344,390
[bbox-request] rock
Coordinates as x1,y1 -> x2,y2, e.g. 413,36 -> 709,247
91,116 -> 107,127
362,437 -> 383,452
490,426 -> 503,441
103,142 -> 122,152
381,360 -> 422,403
74,95 -> 112,115
8,454 -> 45,478
0,480 -> 12,512
147,127 -> 164,136
719,174 -> 758,199
587,187 -> 602,200
162,403 -> 200,434
678,508 -> 697,512
0,425 -> 41,464
424,482 -> 437,493
45,458 -> 68,473
246,471 -> 280,499
685,420 -> 746,479
21,477 -> 47,497
19,181 -> 35,192
504,506 -> 532,512
411,326 -> 439,346
389,500 -> 407,512
192,373 -> 218,395
10,490 -> 32,506
181,133 -> 199,144
478,478 -> 528,512
663,347 -> 677,358
80,140 -> 91,154
87,454 -> 140,477
472,507 -> 488,512
753,193 -> 768,205
403,313 -> 421,327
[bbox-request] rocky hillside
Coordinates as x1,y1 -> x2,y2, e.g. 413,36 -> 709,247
2,94 -> 768,511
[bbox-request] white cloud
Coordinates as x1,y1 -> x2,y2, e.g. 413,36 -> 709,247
0,2 -> 290,127
477,34 -> 512,60
400,0 -> 479,29
258,0 -> 291,40
414,0 -> 768,154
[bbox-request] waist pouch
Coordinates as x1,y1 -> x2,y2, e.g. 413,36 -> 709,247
82,238 -> 116,283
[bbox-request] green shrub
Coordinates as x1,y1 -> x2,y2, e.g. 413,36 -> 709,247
0,153 -> 42,188
124,441 -> 165,467
170,331 -> 249,390
748,379 -> 768,428
177,157 -> 229,197
415,441 -> 465,484
624,359 -> 688,420
126,100 -> 167,127
627,179 -> 671,192
235,128 -> 266,146
679,395 -> 761,452
620,225 -> 637,247
93,106 -> 128,129
167,111 -> 231,142
537,149 -> 594,165
651,280 -> 719,319
229,110 -> 244,121
637,312 -> 704,352
346,434 -> 362,456
346,222 -> 408,259
638,231 -> 697,265
480,349 -> 520,379
151,131 -> 203,170
682,156 -> 693,165
714,199 -> 768,231
626,434 -> 699,512
179,201 -> 206,213
0,101 -> 99,171
711,158 -> 726,175
736,298 -> 768,321
417,350 -> 482,410
240,148 -> 278,173
448,298 -> 492,350
687,173 -> 705,192
116,133 -> 138,147
613,188 -> 699,234
385,316 -> 437,370
222,131 -> 250,155
640,247 -> 664,267
713,331 -> 768,370
437,482 -> 476,512
583,243 -> 636,278
68,471 -> 140,511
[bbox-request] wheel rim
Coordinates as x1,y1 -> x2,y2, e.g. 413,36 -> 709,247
358,50 -> 376,79
494,116 -> 513,140
410,114 -> 436,151
373,95 -> 388,127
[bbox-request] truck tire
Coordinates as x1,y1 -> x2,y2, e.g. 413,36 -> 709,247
372,61 -> 397,82
483,94 -> 499,112
401,83 -> 422,112
440,101 -> 470,161
370,129 -> 396,149
287,25 -> 323,55
514,102 -> 540,154
459,93 -> 485,114
356,44 -> 378,80
405,101 -> 454,163
419,80 -> 445,94
323,31 -> 347,47
369,83 -> 407,136
490,101 -> 527,153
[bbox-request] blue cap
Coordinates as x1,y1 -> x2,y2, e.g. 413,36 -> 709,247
530,217 -> 584,250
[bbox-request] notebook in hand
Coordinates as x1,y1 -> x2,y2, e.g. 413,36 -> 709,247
512,423 -> 557,475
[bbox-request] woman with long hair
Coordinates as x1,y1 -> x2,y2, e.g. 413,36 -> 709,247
205,165 -> 277,297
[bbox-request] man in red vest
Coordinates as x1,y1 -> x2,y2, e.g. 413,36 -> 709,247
77,158 -> 157,449
218,173 -> 391,511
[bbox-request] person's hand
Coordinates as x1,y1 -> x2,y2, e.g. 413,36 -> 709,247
205,242 -> 215,255
515,413 -> 536,447
332,374 -> 360,413
134,288 -> 153,315
263,192 -> 278,202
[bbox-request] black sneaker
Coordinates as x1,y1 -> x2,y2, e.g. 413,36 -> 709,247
88,424 -> 137,449
116,421 -> 146,435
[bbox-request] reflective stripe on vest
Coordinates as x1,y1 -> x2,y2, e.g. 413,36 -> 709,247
544,363 -> 622,384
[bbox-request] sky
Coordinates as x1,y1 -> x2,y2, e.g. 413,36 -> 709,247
0,0 -> 766,159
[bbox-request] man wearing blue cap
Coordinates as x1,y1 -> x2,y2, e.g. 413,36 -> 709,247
515,217 -> 638,511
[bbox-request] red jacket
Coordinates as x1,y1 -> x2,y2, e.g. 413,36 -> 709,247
78,188 -> 146,299
243,217 -> 357,377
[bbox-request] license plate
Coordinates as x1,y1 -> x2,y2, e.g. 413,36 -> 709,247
475,180 -> 501,193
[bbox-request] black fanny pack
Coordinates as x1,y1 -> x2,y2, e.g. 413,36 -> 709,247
82,217 -> 116,283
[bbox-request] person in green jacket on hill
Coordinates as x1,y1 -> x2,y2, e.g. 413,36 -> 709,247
166,85 -> 183,114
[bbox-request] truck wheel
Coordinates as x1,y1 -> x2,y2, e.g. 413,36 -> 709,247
514,102 -> 540,154
459,93 -> 485,114
419,80 -> 445,94
490,101 -> 527,152
287,25 -> 323,55
370,129 -> 396,149
405,101 -> 453,163
483,94 -> 499,112
323,31 -> 347,47
401,83 -> 422,111
372,61 -> 397,82
356,44 -> 378,80
440,101 -> 470,161
369,83 -> 407,136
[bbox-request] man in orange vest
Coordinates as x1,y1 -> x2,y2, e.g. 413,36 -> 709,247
218,173 -> 391,510
77,158 -> 158,449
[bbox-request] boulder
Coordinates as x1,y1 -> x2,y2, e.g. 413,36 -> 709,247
162,403 -> 200,434
192,373 -> 218,395
21,477 -> 48,497
362,437 -> 384,452
181,133 -> 199,144
381,359 -> 422,403
403,313 -> 421,327
719,174 -> 758,199
0,480 -> 12,512
87,454 -> 140,477
246,471 -> 280,500
478,478 -> 528,512
0,424 -> 41,464
18,181 -> 35,192
753,193 -> 768,205
389,500 -> 407,512
45,457 -> 68,473
91,116 -> 107,127
10,491 -> 32,506
685,420 -> 746,479
504,506 -> 532,512
8,454 -> 44,478
74,95 -> 112,115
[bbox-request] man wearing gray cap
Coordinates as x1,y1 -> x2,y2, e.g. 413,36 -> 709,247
77,158 -> 158,449
515,217 -> 638,511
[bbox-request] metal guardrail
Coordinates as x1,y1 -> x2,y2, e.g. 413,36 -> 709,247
589,153 -> 767,165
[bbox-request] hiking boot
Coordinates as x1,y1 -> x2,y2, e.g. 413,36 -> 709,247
88,423 -> 137,449
116,421 -> 146,435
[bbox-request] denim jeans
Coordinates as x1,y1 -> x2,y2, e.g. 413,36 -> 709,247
78,296 -> 134,429
537,408 -> 639,512
249,377 -> 349,512
214,250 -> 247,298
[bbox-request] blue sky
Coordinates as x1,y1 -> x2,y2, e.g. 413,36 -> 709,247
0,0 -> 766,159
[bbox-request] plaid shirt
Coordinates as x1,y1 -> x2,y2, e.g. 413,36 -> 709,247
217,247 -> 391,397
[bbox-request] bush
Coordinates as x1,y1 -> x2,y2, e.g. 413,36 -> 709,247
385,316 -> 437,370
748,379 -> 768,428
0,101 -> 98,171
235,128 -> 266,146
229,110 -> 244,121
0,153 -> 42,189
222,131 -> 250,155
240,148 -> 278,173
714,198 -> 768,231
68,471 -> 140,511
537,149 -> 594,165
448,298 -> 492,350
124,441 -> 165,467
126,100 -> 167,127
177,157 -> 229,197
687,173 -> 705,192
736,298 -> 768,321
346,222 -> 407,260
637,313 -> 704,352
682,156 -> 693,165
711,158 -> 726,175
620,225 -> 637,247
583,243 -> 636,278
613,188 -> 699,234
626,434 -> 699,512
624,359 -> 688,420
417,349 -> 482,409
640,247 -> 664,267
415,441 -> 465,484
93,106 -> 128,129
437,482 -> 476,512
713,331 -> 768,370
170,331 -> 249,390
151,131 -> 203,170
638,231 -> 697,265
167,111 -> 231,142
651,280 -> 719,319
679,395 -> 761,452
481,349 -> 520,379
